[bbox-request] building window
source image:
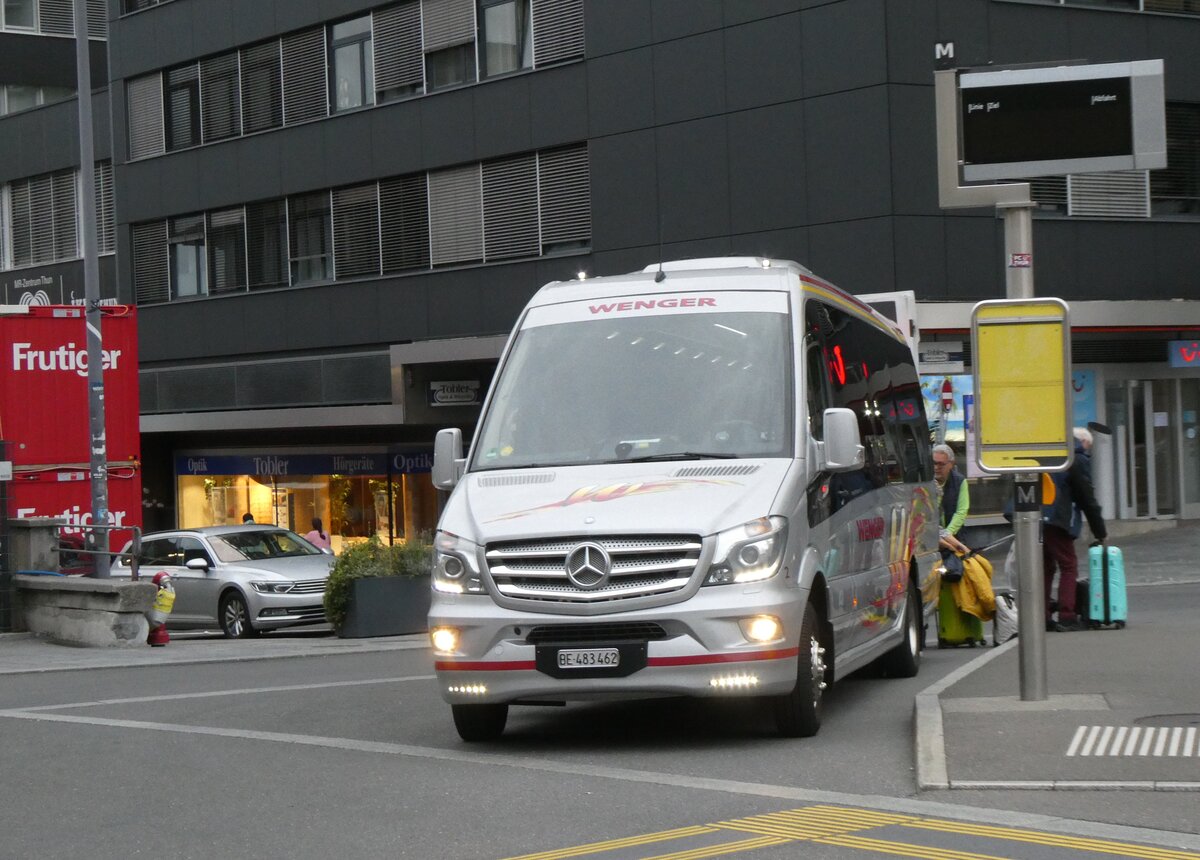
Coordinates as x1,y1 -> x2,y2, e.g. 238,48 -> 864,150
373,2 -> 423,103
2,0 -> 37,29
380,174 -> 430,272
95,161 -> 115,254
127,73 -> 165,159
246,200 -> 288,290
429,164 -> 483,265
282,27 -> 328,124
329,16 -> 374,112
4,84 -> 39,113
288,192 -> 333,284
531,0 -> 584,66
538,144 -> 590,253
132,220 -> 169,304
207,208 -> 247,294
7,169 -> 78,267
169,215 -> 207,298
480,0 -> 531,77
240,41 -> 283,134
332,183 -> 381,278
200,52 -> 242,143
165,64 -> 201,151
1152,103 -> 1200,215
423,0 -> 477,90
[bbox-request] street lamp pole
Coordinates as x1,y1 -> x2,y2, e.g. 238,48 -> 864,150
73,0 -> 110,577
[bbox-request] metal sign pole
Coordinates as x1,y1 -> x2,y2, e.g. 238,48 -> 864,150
74,0 -> 110,577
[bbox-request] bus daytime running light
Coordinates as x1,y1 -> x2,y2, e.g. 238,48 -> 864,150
709,674 -> 760,689
448,684 -> 488,696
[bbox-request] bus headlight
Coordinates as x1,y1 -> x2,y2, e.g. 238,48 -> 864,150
704,517 -> 787,585
434,531 -> 484,593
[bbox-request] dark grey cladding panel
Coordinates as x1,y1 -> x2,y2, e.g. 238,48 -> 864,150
0,91 -> 111,182
235,132 -> 285,206
887,85 -> 939,217
729,226 -> 810,267
727,101 -> 806,235
424,263 -> 535,339
944,215 -> 1001,301
651,31 -> 725,126
370,105 -> 425,177
807,218 -> 896,297
472,77 -> 533,160
1149,225 -> 1200,299
586,47 -> 653,138
584,0 -> 652,56
803,87 -> 891,224
723,0 -> 804,27
376,274 -> 431,342
893,216 -> 948,300
278,122 -> 329,194
723,13 -> 802,113
322,109 -> 376,188
420,89 -> 476,170
588,129 -> 657,252
193,143 -> 243,211
528,62 -> 588,150
650,0 -> 723,42
0,32 -> 97,88
656,116 -> 730,244
801,0 -> 887,98
1149,18 -> 1200,95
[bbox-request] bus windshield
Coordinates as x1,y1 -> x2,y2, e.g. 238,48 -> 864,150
472,300 -> 794,470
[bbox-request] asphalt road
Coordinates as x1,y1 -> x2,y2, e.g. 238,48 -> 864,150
3,579 -> 1199,860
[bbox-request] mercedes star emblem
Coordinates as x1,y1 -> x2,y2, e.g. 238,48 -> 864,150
564,542 -> 612,590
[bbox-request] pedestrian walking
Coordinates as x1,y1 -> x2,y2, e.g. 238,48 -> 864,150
1043,426 -> 1107,632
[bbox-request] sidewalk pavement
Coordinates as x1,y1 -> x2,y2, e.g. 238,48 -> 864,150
918,521 -> 1200,791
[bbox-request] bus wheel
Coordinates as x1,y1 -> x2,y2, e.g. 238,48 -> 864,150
452,703 -> 508,742
772,601 -> 826,738
881,582 -> 922,678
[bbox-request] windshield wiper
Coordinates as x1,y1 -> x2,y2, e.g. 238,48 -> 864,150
620,451 -> 740,462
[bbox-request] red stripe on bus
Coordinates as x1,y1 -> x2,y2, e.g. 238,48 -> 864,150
647,648 -> 800,667
435,660 -> 537,671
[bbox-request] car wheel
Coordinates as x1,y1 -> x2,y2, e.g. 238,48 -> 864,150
451,704 -> 508,742
219,591 -> 259,639
772,601 -> 826,738
881,583 -> 922,678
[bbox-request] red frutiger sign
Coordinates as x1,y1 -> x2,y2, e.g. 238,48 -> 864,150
0,305 -> 140,467
1,305 -> 142,536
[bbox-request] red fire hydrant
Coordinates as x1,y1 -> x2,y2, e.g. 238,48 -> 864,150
146,571 -> 175,647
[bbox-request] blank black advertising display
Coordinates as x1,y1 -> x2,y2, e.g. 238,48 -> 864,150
961,77 -> 1132,166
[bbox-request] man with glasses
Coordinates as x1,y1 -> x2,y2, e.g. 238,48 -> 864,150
933,443 -> 969,539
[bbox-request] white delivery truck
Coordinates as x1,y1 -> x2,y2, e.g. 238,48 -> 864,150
429,258 -> 940,741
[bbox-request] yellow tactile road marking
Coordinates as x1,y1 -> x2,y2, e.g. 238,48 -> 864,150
638,835 -> 788,860
501,825 -> 720,860
502,803 -> 1200,860
905,818 -> 1200,860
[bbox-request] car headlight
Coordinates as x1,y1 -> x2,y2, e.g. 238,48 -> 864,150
434,531 -> 484,594
250,581 -> 294,594
704,516 -> 788,585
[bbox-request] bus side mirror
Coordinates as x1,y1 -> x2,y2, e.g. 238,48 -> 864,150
821,408 -> 865,472
433,428 -> 465,490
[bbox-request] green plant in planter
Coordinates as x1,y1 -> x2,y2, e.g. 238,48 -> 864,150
323,536 -> 433,629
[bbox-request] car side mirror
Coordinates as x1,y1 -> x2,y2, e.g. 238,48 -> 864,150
821,407 -> 865,472
433,427 -> 465,490
185,557 -> 210,571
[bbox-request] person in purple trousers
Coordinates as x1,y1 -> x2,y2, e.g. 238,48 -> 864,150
1042,427 -> 1107,631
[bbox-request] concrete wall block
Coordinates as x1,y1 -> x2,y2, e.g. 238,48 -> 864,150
23,604 -> 150,648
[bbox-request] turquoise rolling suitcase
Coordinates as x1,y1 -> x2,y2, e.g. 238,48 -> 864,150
1087,544 -> 1127,629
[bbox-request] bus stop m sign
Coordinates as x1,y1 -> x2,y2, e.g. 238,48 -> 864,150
971,298 -> 1073,473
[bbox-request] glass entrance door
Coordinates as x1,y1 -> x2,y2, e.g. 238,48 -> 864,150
1115,379 -> 1181,519
1181,380 -> 1200,518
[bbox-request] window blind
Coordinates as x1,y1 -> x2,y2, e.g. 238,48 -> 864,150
282,28 -> 328,125
532,0 -> 584,67
38,0 -> 73,36
332,184 -> 382,278
166,64 -> 201,150
201,52 -> 242,143
422,0 -> 475,52
538,144 -> 590,250
373,2 -> 424,100
429,164 -> 483,265
240,41 -> 284,134
207,207 -> 247,294
127,74 -> 165,159
51,171 -> 77,261
132,221 -> 170,305
94,161 -> 115,254
483,154 -> 538,260
246,200 -> 289,290
86,0 -> 106,38
380,174 -> 430,272
1068,171 -> 1150,219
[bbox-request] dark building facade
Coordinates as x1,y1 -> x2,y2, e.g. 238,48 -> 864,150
3,0 -> 1200,540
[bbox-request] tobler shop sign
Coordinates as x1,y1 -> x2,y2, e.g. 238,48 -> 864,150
0,305 -> 141,534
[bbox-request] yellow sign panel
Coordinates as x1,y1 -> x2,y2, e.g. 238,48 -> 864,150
971,299 -> 1072,473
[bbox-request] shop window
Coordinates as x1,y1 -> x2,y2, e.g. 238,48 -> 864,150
479,0 -> 531,78
288,191 -> 333,284
2,0 -> 36,29
373,2 -> 423,103
240,40 -> 283,134
207,207 -> 247,294
329,16 -> 374,112
165,63 -> 201,150
246,199 -> 288,289
169,215 -> 207,298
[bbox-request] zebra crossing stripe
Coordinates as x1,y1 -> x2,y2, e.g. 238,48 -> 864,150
1068,725 -> 1200,757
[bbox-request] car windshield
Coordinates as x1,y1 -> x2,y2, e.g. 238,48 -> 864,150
209,529 -> 323,562
471,293 -> 794,470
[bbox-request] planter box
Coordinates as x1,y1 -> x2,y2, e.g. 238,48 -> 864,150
336,575 -> 432,639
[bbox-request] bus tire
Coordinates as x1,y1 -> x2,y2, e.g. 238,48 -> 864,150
881,582 -> 922,678
452,703 -> 508,742
772,601 -> 826,738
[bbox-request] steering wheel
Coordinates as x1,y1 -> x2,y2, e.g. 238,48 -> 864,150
712,420 -> 759,446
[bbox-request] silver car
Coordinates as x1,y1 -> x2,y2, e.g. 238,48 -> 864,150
115,525 -> 335,638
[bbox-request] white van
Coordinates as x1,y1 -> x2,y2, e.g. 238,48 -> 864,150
429,258 -> 940,741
